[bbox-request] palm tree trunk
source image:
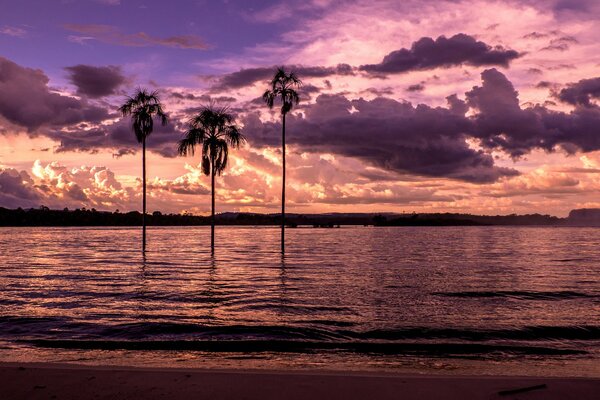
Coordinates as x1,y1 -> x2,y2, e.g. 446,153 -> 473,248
211,163 -> 215,253
281,113 -> 286,253
142,136 -> 147,252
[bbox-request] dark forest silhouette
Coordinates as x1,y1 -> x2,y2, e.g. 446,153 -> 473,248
0,206 -> 571,227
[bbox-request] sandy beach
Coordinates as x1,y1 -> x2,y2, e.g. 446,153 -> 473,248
2,363 -> 599,400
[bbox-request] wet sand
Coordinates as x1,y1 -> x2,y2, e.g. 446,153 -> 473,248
2,363 -> 600,399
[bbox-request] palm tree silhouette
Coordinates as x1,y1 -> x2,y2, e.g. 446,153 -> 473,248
178,105 -> 245,252
119,89 -> 168,252
263,67 -> 301,253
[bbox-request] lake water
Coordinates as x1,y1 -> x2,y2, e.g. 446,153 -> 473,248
1,226 -> 600,376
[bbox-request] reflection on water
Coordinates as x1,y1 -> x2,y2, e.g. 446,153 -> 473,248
1,226 -> 600,376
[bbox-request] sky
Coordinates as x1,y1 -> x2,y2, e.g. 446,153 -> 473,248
1,0 -> 600,217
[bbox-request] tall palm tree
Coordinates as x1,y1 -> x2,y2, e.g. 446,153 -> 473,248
178,105 -> 245,252
263,67 -> 301,253
119,89 -> 168,252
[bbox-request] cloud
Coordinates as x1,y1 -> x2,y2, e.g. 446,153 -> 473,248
0,161 -> 210,212
65,65 -> 127,98
148,164 -> 210,195
244,69 -> 600,183
168,91 -> 237,103
466,69 -> 600,156
541,35 -> 578,51
243,93 -> 518,183
359,34 -> 520,75
52,117 -> 183,158
244,1 -> 334,23
556,77 -> 600,107
0,26 -> 26,37
0,168 -> 41,208
212,63 -> 354,90
0,57 -> 205,159
484,166 -> 580,198
0,162 -> 131,210
407,83 -> 425,92
0,57 -> 109,131
63,24 -> 208,50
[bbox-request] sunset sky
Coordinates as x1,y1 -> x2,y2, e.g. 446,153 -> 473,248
1,0 -> 599,216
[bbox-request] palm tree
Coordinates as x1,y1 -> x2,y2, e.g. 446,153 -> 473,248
119,89 -> 168,252
178,105 -> 245,252
263,67 -> 301,253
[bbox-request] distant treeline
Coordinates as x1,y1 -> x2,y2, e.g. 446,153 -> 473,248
372,213 -> 562,226
1,206 -> 593,227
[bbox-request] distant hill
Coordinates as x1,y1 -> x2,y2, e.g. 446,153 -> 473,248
0,206 -> 583,227
567,209 -> 600,226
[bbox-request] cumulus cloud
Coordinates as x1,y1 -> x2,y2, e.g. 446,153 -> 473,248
148,164 -> 210,195
556,77 -> 600,107
359,34 -> 520,75
0,161 -> 213,212
64,24 -> 208,50
0,161 -> 136,210
0,57 -> 109,131
65,64 -> 126,98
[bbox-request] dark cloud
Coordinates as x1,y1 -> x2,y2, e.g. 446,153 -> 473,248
362,87 -> 395,97
169,91 -> 237,103
0,168 -> 40,208
245,69 -> 600,183
243,94 -> 518,183
523,31 -> 551,39
407,83 -> 425,92
0,57 -> 110,131
212,64 -> 354,90
547,64 -> 576,70
553,0 -> 600,13
556,77 -> 600,107
536,81 -> 554,88
466,69 -> 600,156
65,64 -> 126,98
359,34 -> 520,75
53,117 -> 183,158
64,24 -> 208,50
541,35 -> 578,51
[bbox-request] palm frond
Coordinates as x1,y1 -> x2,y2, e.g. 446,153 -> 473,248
263,67 -> 302,115
178,131 -> 201,156
224,125 -> 246,148
119,88 -> 169,143
179,104 -> 243,177
213,139 -> 229,176
201,154 -> 211,176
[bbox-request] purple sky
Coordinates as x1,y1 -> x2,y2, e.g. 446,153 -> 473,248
1,0 -> 600,216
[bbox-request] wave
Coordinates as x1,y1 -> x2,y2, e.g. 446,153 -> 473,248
3,316 -> 600,342
347,326 -> 600,341
23,339 -> 585,357
433,290 -> 598,300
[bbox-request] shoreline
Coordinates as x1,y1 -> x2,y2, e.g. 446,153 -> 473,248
3,362 -> 600,399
